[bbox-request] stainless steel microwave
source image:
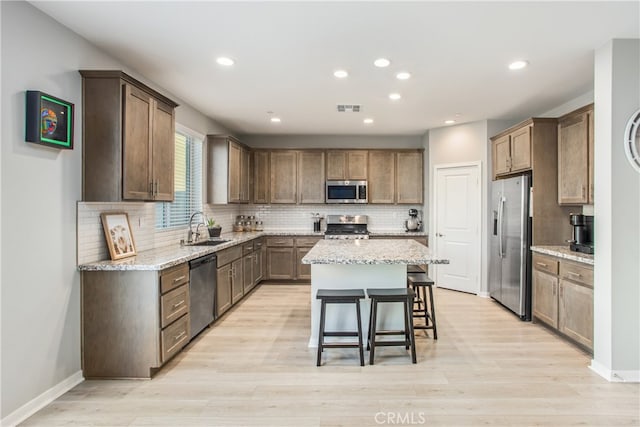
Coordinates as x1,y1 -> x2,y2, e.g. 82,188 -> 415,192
325,180 -> 368,204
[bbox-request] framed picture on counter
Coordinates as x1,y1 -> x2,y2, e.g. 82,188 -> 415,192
101,212 -> 136,260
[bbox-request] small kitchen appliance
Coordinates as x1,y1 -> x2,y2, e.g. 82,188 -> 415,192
568,213 -> 594,254
325,180 -> 368,204
404,208 -> 422,231
311,213 -> 324,232
324,215 -> 369,239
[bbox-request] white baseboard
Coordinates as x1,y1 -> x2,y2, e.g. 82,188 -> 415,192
590,359 -> 640,382
1,370 -> 83,427
477,291 -> 491,298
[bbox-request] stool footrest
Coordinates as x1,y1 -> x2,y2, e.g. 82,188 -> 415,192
322,331 -> 360,337
372,340 -> 410,347
372,330 -> 407,336
321,343 -> 362,349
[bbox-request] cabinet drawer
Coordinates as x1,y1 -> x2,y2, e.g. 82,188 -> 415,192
560,261 -> 593,288
253,238 -> 264,250
295,237 -> 321,247
161,314 -> 189,363
533,254 -> 559,275
160,263 -> 189,294
266,237 -> 294,247
242,241 -> 255,255
217,245 -> 243,267
160,284 -> 189,329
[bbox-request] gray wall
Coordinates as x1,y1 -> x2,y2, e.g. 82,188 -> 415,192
240,134 -> 423,149
0,1 -> 228,419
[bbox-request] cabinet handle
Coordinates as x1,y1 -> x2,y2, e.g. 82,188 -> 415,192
228,269 -> 233,280
155,181 -> 159,196
172,300 -> 185,309
559,285 -> 563,297
174,331 -> 187,341
172,275 -> 186,283
536,262 -> 548,267
149,182 -> 154,195
553,283 -> 556,296
582,186 -> 586,199
566,271 -> 582,278
590,183 -> 594,200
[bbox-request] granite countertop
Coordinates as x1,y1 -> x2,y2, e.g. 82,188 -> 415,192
531,245 -> 594,266
369,231 -> 427,237
301,239 -> 448,265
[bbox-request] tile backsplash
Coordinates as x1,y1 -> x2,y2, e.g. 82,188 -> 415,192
77,202 -> 423,264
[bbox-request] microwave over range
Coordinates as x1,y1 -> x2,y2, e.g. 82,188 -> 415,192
325,180 -> 368,204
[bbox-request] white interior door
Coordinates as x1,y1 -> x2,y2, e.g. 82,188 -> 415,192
434,164 -> 481,294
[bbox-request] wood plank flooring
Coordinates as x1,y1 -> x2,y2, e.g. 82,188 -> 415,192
22,284 -> 639,426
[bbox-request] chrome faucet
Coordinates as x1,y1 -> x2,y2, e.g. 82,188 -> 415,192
187,211 -> 206,243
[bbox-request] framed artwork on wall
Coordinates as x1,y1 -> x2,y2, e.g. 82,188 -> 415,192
100,212 -> 137,260
25,90 -> 74,149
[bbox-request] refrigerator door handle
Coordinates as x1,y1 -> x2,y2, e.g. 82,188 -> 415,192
498,196 -> 505,257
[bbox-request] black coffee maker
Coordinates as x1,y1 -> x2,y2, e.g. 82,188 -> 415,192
569,213 -> 594,254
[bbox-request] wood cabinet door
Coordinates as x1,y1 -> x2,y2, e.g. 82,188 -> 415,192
267,247 -> 295,280
240,147 -> 250,202
123,84 -> 152,200
368,151 -> 395,203
231,259 -> 244,304
558,112 -> 589,204
253,151 -> 270,203
510,126 -> 532,172
151,100 -> 175,201
243,254 -> 253,293
588,109 -> 594,204
559,279 -> 593,350
216,264 -> 232,316
326,150 -> 347,180
295,247 -> 311,280
253,247 -> 264,285
270,151 -> 298,203
493,134 -> 511,177
227,141 -> 242,203
347,150 -> 368,180
532,269 -> 558,328
298,151 -> 325,203
396,151 -> 423,204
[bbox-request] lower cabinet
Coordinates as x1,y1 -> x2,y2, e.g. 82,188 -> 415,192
266,236 -> 321,281
532,253 -> 593,351
81,262 -> 190,378
216,245 -> 243,316
253,238 -> 265,285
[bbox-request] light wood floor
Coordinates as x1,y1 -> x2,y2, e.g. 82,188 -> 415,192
22,284 -> 639,426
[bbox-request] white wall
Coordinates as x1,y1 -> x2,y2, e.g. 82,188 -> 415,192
591,39 -> 640,381
240,134 -> 423,149
0,1 -> 229,422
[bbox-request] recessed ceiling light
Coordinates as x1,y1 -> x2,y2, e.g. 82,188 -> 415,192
216,57 -> 234,66
444,120 -> 456,125
363,118 -> 374,124
396,72 -> 411,80
508,60 -> 528,70
333,70 -> 348,79
374,58 -> 391,68
270,117 -> 281,123
389,93 -> 401,101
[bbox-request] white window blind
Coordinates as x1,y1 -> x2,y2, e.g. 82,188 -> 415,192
156,128 -> 203,229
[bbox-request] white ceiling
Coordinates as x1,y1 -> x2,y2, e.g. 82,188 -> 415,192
31,1 -> 639,136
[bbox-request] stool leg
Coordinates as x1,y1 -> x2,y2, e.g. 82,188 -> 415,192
368,299 -> 378,365
403,299 -> 410,350
428,285 -> 437,340
406,297 -> 417,364
316,300 -> 326,366
366,298 -> 374,351
355,300 -> 364,366
421,285 -> 429,327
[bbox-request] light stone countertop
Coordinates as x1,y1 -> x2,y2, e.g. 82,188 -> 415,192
302,239 -> 448,265
531,245 -> 594,265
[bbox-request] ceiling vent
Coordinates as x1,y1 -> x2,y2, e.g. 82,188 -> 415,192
337,104 -> 361,113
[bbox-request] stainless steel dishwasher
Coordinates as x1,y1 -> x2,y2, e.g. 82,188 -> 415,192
189,254 -> 217,339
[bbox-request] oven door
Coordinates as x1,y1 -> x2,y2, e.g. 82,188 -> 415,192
325,180 -> 367,203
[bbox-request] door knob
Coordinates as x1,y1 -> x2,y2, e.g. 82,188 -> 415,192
436,233 -> 445,237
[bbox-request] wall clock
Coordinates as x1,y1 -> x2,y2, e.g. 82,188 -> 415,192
624,108 -> 640,173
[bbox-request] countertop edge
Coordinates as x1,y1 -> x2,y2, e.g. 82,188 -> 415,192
531,245 -> 594,266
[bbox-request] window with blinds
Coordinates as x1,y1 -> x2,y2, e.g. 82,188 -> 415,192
156,128 -> 203,229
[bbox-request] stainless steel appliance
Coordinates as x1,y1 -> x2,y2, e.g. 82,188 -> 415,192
189,253 -> 217,338
404,208 -> 422,231
489,175 -> 532,320
326,180 -> 368,204
568,213 -> 594,254
324,215 -> 369,239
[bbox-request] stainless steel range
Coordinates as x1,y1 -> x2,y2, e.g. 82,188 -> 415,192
324,215 -> 369,240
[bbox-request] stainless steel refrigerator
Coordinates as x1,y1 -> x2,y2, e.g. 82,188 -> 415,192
489,174 -> 532,320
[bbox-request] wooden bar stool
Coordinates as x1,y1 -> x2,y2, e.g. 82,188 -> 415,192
407,272 -> 437,339
316,289 -> 366,366
366,288 -> 417,365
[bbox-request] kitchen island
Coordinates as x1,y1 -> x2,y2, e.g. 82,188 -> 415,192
302,239 -> 449,347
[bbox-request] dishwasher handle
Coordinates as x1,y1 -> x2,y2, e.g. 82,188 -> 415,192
189,254 -> 217,269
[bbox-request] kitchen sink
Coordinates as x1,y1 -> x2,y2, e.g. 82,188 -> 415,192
189,239 -> 231,246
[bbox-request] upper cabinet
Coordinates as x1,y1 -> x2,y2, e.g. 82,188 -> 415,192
80,70 -> 178,202
491,124 -> 532,179
252,150 -> 270,204
326,150 -> 368,180
298,151 -> 326,204
368,150 -> 423,204
207,136 -> 250,204
270,151 -> 298,204
557,104 -> 594,205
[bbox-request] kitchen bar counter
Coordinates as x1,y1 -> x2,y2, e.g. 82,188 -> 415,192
530,245 -> 594,265
301,239 -> 445,265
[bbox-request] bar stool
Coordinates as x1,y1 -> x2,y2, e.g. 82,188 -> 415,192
407,264 -> 425,273
366,288 -> 417,365
316,289 -> 366,366
407,272 -> 438,339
